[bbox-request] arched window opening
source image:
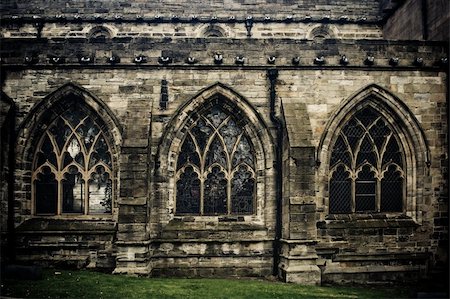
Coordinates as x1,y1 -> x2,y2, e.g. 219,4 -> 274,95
33,99 -> 113,215
175,104 -> 256,215
329,106 -> 404,214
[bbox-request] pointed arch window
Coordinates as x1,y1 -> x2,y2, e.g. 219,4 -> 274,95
329,106 -> 404,214
176,104 -> 255,215
33,101 -> 113,215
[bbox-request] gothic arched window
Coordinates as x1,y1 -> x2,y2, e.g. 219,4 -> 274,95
33,100 -> 113,215
175,104 -> 255,215
329,106 -> 404,213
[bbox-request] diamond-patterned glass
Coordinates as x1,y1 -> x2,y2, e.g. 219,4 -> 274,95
381,165 -> 403,212
329,106 -> 404,214
231,165 -> 255,214
329,166 -> 352,213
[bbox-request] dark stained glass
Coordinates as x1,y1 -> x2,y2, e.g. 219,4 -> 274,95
62,104 -> 86,127
62,152 -> 73,168
35,166 -> 58,214
33,98 -> 114,216
205,105 -> 228,127
232,136 -> 254,168
177,134 -> 200,170
176,166 -> 200,214
62,166 -> 84,213
49,118 -> 71,152
205,136 -> 227,169
219,119 -> 241,153
231,166 -> 254,214
204,166 -> 227,214
381,165 -> 403,212
175,104 -> 256,216
76,117 -> 100,151
190,119 -> 212,153
89,135 -> 112,169
36,134 -> 57,168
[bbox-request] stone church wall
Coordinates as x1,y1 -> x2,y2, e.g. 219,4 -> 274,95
1,34 -> 447,283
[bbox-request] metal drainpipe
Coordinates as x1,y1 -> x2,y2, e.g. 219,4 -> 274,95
7,104 -> 16,263
267,68 -> 283,277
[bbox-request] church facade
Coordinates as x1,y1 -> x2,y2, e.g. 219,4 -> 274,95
0,0 -> 448,285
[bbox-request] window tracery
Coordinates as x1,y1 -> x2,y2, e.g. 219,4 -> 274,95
329,106 -> 404,213
175,104 -> 255,215
33,102 -> 113,215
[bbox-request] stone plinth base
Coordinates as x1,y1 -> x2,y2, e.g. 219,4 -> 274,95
279,239 -> 321,285
281,264 -> 321,285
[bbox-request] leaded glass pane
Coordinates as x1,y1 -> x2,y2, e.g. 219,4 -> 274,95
329,165 -> 351,213
33,98 -> 114,216
231,166 -> 254,214
204,166 -> 227,214
88,166 -> 112,214
369,118 -> 391,151
205,106 -> 228,127
177,134 -> 200,170
382,136 -> 403,167
219,119 -> 242,153
381,165 -> 403,212
330,135 -> 351,168
89,135 -> 112,169
205,136 -> 227,169
355,166 -> 376,212
190,119 -> 212,153
35,166 -> 57,214
175,103 -> 256,216
176,166 -> 200,214
36,134 -> 57,168
62,105 -> 86,127
356,135 -> 377,167
355,107 -> 378,127
329,106 -> 404,214
76,117 -> 100,151
232,136 -> 254,168
342,119 -> 364,152
49,118 -> 71,152
62,152 -> 73,168
62,166 -> 84,213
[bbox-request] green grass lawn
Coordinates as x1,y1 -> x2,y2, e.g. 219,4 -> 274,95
1,269 -> 411,299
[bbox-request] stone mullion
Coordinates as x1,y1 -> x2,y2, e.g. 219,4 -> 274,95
199,131 -> 212,216
351,176 -> 356,213
376,177 -> 381,212
218,132 -> 232,215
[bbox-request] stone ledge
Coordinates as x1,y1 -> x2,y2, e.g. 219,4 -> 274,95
323,264 -> 424,274
333,252 -> 430,262
16,218 -> 117,232
152,238 -> 273,243
317,217 -> 418,229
